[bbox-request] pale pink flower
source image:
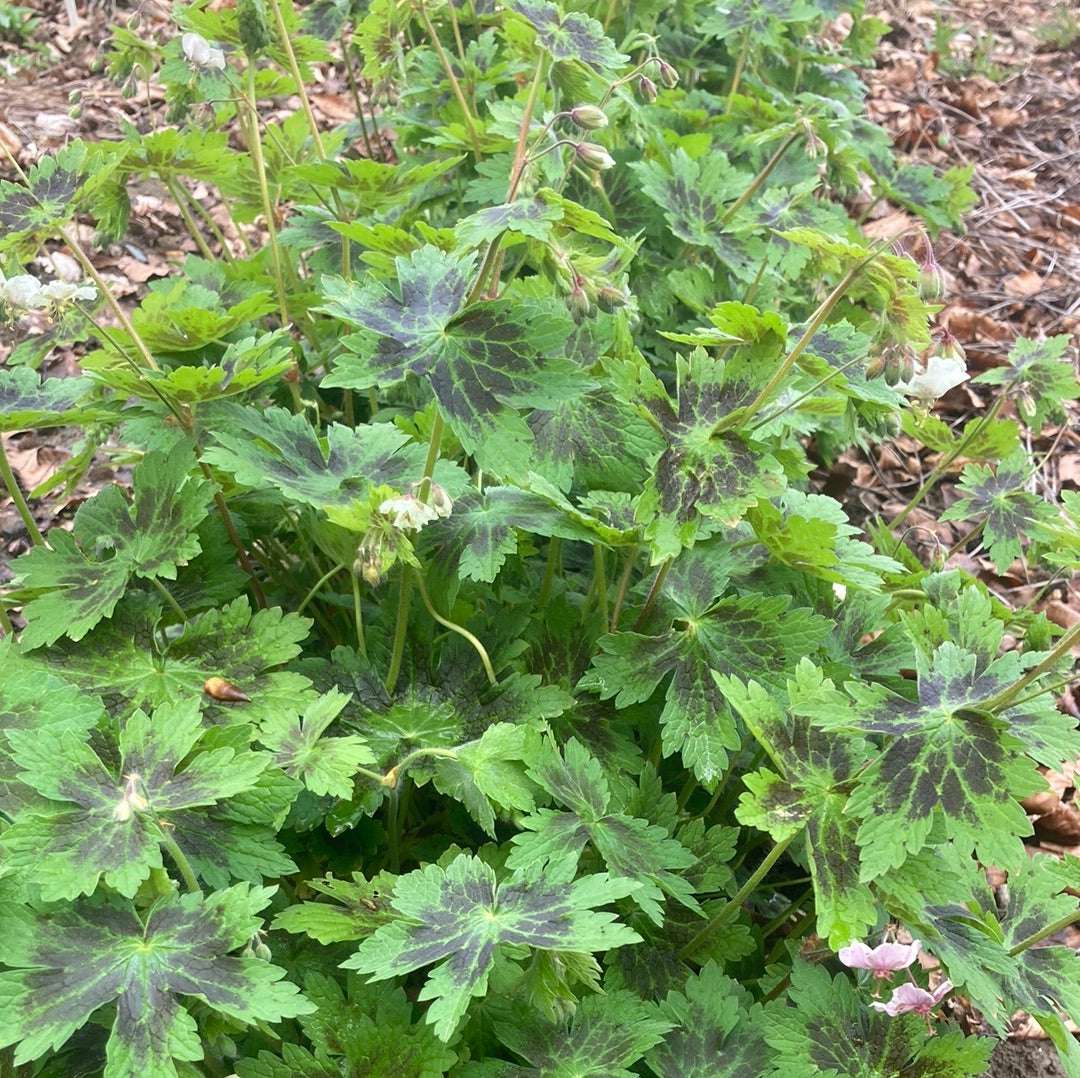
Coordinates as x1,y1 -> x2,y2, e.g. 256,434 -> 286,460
838,939 -> 922,978
871,980 -> 952,1017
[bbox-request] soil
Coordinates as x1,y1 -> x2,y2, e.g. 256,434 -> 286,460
986,1038 -> 1067,1078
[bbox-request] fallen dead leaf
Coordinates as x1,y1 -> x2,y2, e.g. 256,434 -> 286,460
1002,269 -> 1044,297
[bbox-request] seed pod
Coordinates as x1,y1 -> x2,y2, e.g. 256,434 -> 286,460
657,60 -> 679,88
569,105 -> 608,130
1017,389 -> 1037,424
203,676 -> 251,702
575,142 -> 615,171
882,343 -> 914,387
596,285 -> 628,312
236,0 -> 272,57
637,75 -> 658,103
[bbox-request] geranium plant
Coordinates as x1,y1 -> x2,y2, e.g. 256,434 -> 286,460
1,0 -> 1078,1074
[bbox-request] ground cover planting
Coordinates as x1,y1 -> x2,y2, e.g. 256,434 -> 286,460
0,0 -> 1079,1073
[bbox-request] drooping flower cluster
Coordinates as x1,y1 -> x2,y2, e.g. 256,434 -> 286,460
838,938 -> 953,1018
0,272 -> 96,312
379,481 -> 453,532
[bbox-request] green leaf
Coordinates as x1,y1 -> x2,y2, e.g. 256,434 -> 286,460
582,557 -> 829,784
507,738 -> 700,924
320,246 -> 585,475
646,961 -> 769,1078
628,347 -> 788,561
487,990 -> 673,1077
897,854 -> 1080,1046
941,451 -> 1052,572
0,884 -> 313,1072
257,689 -> 375,799
83,330 -> 293,404
343,853 -> 642,1040
975,335 -> 1078,429
809,641 -> 1061,879
427,483 -> 634,583
748,491 -> 903,591
1,699 -> 268,898
0,367 -> 109,432
203,405 -> 464,512
272,870 -> 399,944
717,662 -> 877,947
432,722 -> 543,837
455,196 -> 563,247
298,972 -> 458,1076
508,0 -> 628,67
763,960 -> 993,1077
528,390 -> 663,493
22,597 -> 315,727
14,449 -> 213,648
632,151 -> 762,280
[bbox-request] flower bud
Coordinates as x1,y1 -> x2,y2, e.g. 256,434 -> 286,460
882,343 -> 915,387
569,105 -> 608,130
637,75 -> 658,103
657,60 -> 679,88
596,285 -> 628,312
68,89 -> 82,105
568,282 -> 591,323
575,142 -> 615,171
68,105 -> 83,120
1017,390 -> 1037,424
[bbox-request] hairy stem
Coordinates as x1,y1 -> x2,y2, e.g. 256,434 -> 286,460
352,571 -> 367,658
609,545 -> 639,631
727,28 -> 751,106
1009,908 -> 1080,956
678,831 -> 797,958
244,64 -> 291,331
416,1 -> 482,157
159,830 -> 201,894
149,576 -> 188,622
0,436 -> 43,546
891,396 -> 1006,530
385,413 -> 445,693
296,563 -> 347,614
163,175 -> 216,261
719,128 -> 801,229
415,571 -> 496,685
633,559 -> 671,630
985,619 -> 1080,714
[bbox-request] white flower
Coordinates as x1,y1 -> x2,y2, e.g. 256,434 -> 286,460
410,480 -> 453,519
896,351 -> 968,403
181,32 -> 226,72
41,280 -> 96,305
380,493 -> 439,531
1,274 -> 47,309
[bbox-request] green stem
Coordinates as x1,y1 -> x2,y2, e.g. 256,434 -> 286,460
678,831 -> 797,959
416,1 -> 482,156
268,0 -> 327,158
720,248 -> 883,431
676,774 -> 698,812
473,55 -> 546,299
244,64 -> 291,330
149,576 -> 188,622
342,33 -> 375,158
415,571 -> 497,685
538,536 -> 561,609
351,571 -> 367,658
385,414 -> 445,693
160,831 -> 201,893
185,187 -> 236,261
726,28 -> 751,107
386,785 -> 402,872
609,545 -> 639,631
984,620 -> 1080,714
891,396 -> 1006,530
0,436 -> 43,546
749,352 -> 871,431
719,128 -> 801,228
296,563 -> 347,614
761,884 -> 814,938
59,227 -> 160,371
592,544 -> 609,626
163,174 -> 216,261
633,559 -> 671,630
1009,908 -> 1080,956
